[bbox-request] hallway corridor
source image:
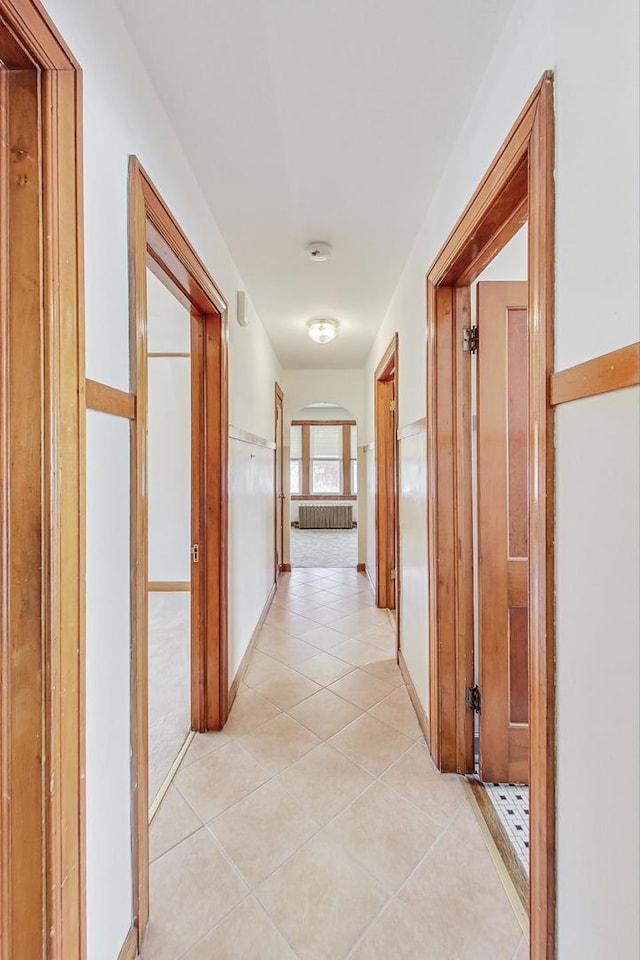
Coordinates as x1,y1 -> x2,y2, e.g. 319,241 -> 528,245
143,569 -> 526,960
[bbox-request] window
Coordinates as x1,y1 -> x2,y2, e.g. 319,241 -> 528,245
290,424 -> 302,494
290,420 -> 357,498
310,424 -> 343,494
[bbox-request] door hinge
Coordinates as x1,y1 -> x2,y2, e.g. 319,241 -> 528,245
389,399 -> 396,412
390,568 -> 396,581
465,684 -> 481,713
462,326 -> 479,354
191,543 -> 200,563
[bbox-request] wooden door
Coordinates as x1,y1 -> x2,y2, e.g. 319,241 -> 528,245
374,336 -> 398,611
477,280 -> 529,784
275,384 -> 284,574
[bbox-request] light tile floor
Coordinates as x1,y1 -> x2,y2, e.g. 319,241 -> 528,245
143,568 -> 528,960
148,592 -> 191,802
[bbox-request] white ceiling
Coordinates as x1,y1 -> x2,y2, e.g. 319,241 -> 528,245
117,0 -> 515,369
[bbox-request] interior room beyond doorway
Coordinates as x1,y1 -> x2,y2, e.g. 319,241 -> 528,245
289,403 -> 359,569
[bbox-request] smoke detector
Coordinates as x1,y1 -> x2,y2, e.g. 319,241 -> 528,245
306,241 -> 332,262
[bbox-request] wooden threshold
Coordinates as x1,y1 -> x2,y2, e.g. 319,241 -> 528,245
550,341 -> 639,405
467,779 -> 530,918
148,731 -> 195,823
116,927 -> 138,960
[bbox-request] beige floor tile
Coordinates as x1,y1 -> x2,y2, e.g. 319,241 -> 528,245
256,630 -> 319,666
380,742 -> 465,827
265,609 -> 321,638
283,583 -> 324,600
302,624 -> 350,652
305,576 -> 339,591
331,609 -> 391,636
287,688 -> 362,739
349,897 -> 443,960
328,669 -> 395,710
179,730 -> 232,769
398,803 -> 522,960
239,713 -> 321,775
327,597 -> 373,616
254,665 -> 321,709
181,897 -> 296,960
360,657 -> 404,687
223,685 -> 281,736
280,596 -> 323,617
325,583 -> 363,599
149,785 -> 201,863
357,627 -> 396,653
209,779 -> 318,886
329,713 -> 413,776
369,687 -> 423,739
325,782 -> 440,892
243,649 -> 292,689
256,833 -> 387,960
294,651 -> 356,685
331,637 -> 388,668
302,604 -> 350,626
142,828 -> 248,960
276,742 -> 373,824
174,741 -> 269,822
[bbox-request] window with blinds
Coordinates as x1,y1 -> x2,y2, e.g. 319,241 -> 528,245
289,420 -> 357,498
310,424 -> 342,494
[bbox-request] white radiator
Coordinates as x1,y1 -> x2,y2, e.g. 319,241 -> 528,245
298,504 -> 353,529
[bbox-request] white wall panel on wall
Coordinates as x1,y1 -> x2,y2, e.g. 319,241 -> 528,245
85,411 -> 132,960
148,358 -> 191,582
398,430 -> 429,716
365,446 -> 377,589
228,437 -> 275,683
555,387 -> 640,960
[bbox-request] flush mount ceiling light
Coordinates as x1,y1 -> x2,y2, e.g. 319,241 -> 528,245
306,241 -> 332,261
308,318 -> 338,344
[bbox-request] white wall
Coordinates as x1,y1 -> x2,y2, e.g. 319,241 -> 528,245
282,369 -> 365,428
41,0 -> 281,955
363,0 -> 639,955
228,438 -> 276,681
398,428 -> 429,714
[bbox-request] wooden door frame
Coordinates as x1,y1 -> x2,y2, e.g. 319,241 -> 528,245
128,157 -> 229,943
425,74 -> 555,957
374,334 -> 399,611
0,3 -> 85,959
274,382 -> 285,576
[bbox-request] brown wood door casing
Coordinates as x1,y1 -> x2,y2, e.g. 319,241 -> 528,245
476,280 -> 529,784
375,335 -> 398,611
129,158 -> 229,943
0,6 -> 85,958
275,383 -> 284,574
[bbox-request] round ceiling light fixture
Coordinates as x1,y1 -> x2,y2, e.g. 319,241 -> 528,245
306,241 -> 332,262
307,318 -> 338,344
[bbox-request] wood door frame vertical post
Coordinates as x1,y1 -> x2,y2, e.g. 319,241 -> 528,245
374,334 -> 399,611
274,382 -> 284,576
425,74 -> 555,957
128,158 -> 229,944
0,2 -> 85,958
